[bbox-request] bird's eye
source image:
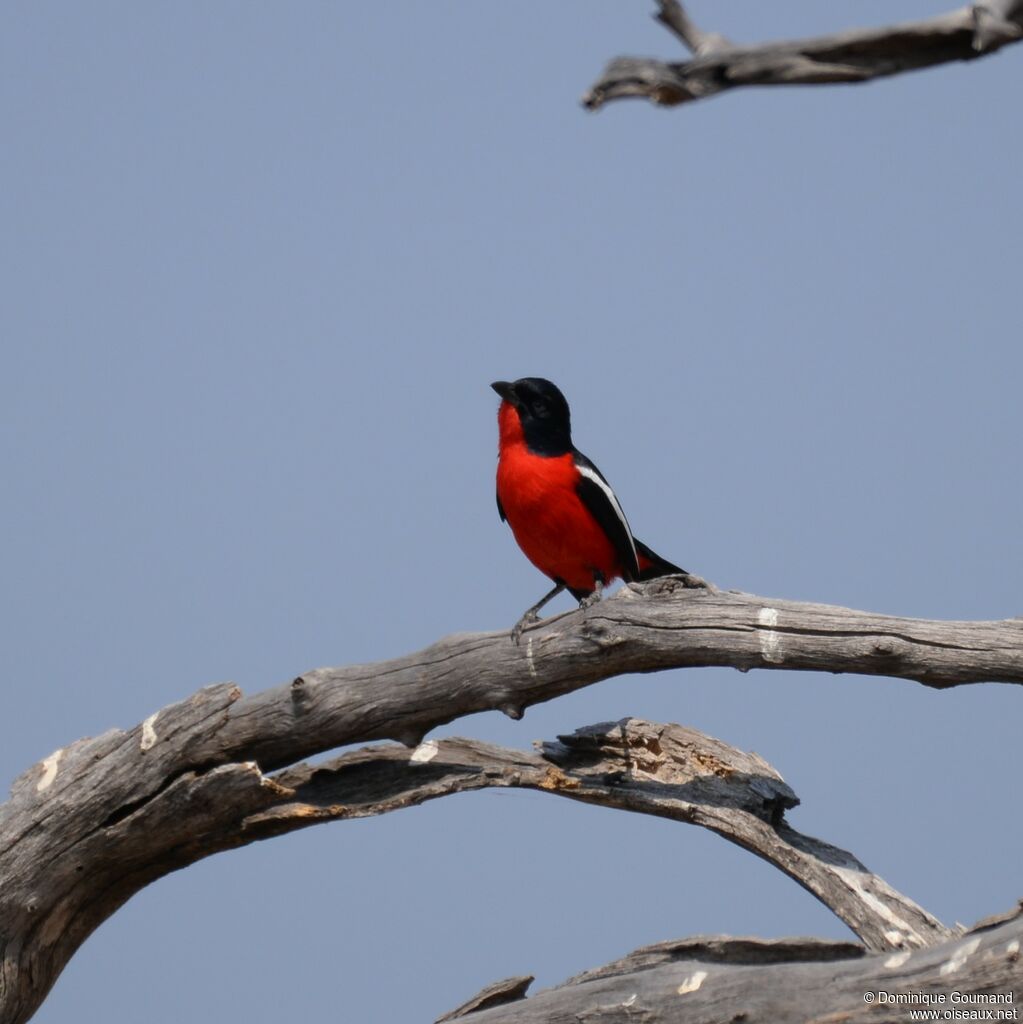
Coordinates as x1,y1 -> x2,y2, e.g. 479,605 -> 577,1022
532,399 -> 549,417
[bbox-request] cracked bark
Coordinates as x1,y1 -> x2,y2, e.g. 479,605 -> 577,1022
583,1 -> 1023,110
441,909 -> 1023,1024
1,583 -> 1020,1023
206,581 -> 1023,771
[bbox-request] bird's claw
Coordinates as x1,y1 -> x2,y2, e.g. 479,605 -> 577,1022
511,610 -> 539,645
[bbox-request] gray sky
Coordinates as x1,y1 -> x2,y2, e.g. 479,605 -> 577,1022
2,3 -> 1020,1021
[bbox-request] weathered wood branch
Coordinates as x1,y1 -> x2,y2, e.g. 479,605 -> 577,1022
0,714 -> 947,1024
584,1 -> 1023,110
261,720 -> 948,952
443,908 -> 1023,1024
2,584 -> 1020,1022
208,581 -> 1023,771
18,581 -> 1004,807
537,721 -> 950,952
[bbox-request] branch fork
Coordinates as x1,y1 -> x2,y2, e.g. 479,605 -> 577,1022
583,1 -> 1023,110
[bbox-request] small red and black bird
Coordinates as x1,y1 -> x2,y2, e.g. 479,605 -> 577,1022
493,377 -> 686,641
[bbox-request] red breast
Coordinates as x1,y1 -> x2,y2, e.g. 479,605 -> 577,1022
497,401 -> 622,593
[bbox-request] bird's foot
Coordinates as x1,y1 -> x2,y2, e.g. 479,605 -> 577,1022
578,589 -> 603,611
511,610 -> 539,645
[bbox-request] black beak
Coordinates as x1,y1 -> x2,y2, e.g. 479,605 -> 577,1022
491,381 -> 517,403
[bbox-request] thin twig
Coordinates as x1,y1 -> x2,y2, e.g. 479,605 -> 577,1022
654,0 -> 731,56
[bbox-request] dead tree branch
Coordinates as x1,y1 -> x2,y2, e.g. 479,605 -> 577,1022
0,714 -> 948,1024
205,581 -> 1023,771
584,1 -> 1023,110
262,720 -> 948,952
442,908 -> 1023,1024
537,720 -> 950,952
2,584 -> 1019,1022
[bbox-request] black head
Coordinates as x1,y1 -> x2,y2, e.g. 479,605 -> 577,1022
491,377 -> 573,455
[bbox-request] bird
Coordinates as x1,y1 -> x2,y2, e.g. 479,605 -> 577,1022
492,377 -> 686,642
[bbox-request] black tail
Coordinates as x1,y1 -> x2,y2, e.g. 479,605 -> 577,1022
633,538 -> 687,580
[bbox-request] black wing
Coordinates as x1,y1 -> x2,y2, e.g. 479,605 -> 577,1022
573,450 -> 640,581
496,491 -> 506,522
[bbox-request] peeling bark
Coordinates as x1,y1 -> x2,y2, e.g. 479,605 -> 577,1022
436,976 -> 535,1022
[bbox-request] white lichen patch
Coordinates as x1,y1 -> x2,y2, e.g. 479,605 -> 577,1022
677,970 -> 707,995
525,637 -> 538,678
830,864 -> 924,949
757,607 -> 784,663
36,749 -> 63,792
885,951 -> 912,969
939,937 -> 981,977
410,740 -> 439,764
1007,939 -> 1019,957
621,994 -> 637,1007
140,712 -> 160,752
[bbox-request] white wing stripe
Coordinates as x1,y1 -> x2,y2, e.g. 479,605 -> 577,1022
576,464 -> 638,570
